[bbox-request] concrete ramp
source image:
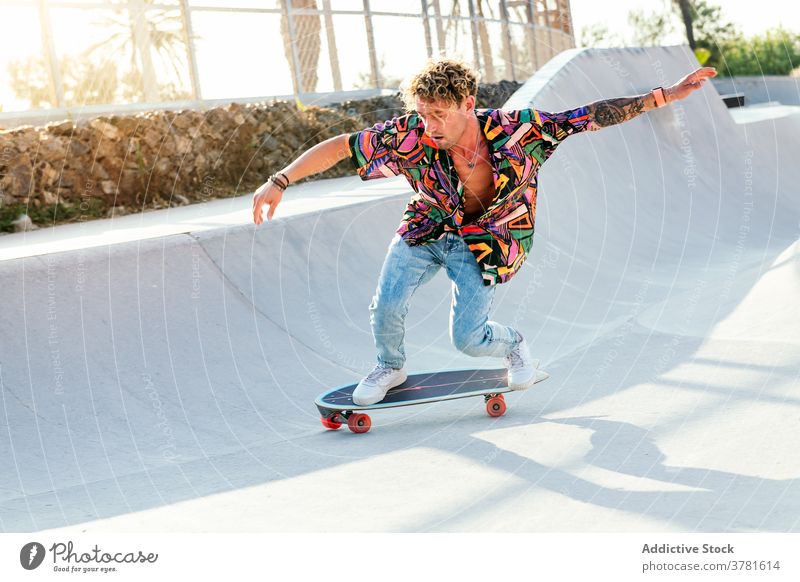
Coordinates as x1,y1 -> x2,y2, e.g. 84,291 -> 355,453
1,45 -> 799,533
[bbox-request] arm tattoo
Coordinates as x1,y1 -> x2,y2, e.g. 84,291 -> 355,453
585,95 -> 650,131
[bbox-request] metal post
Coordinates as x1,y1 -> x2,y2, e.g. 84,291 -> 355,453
420,0 -> 433,59
528,0 -> 539,69
363,0 -> 381,89
178,0 -> 201,100
431,0 -> 445,56
321,0 -> 343,91
500,0 -> 514,80
281,0 -> 303,99
38,0 -> 64,108
467,0 -> 481,74
560,0 -> 574,46
542,0 -> 553,57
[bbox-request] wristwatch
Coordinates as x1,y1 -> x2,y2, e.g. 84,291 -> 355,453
651,86 -> 667,108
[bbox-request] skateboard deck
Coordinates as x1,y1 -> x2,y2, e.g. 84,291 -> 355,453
315,367 -> 550,433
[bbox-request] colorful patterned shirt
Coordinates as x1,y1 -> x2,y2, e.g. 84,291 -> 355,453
348,107 -> 591,286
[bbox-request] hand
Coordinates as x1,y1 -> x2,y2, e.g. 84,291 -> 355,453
252,180 -> 283,225
666,67 -> 717,102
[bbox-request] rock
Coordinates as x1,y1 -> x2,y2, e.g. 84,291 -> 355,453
68,139 -> 90,157
106,205 -> 129,218
12,214 -> 38,232
154,158 -> 171,174
42,189 -> 59,205
114,117 -> 141,134
5,154 -> 33,193
89,119 -> 120,140
0,135 -> 15,157
57,169 -> 82,189
94,136 -> 120,160
91,163 -> 111,181
39,135 -> 70,159
0,81 -> 520,223
172,112 -> 197,130
12,127 -> 37,152
46,120 -> 75,136
143,127 -> 163,149
39,162 -> 60,187
100,180 -> 116,195
118,170 -> 141,195
260,135 -> 280,150
174,135 -> 192,155
1,189 -> 14,206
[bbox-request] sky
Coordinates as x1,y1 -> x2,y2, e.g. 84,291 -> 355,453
570,0 -> 799,46
1,0 -> 798,114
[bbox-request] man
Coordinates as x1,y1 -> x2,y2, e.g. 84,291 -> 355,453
253,58 -> 716,405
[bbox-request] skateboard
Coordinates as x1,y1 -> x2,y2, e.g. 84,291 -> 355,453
315,367 -> 550,433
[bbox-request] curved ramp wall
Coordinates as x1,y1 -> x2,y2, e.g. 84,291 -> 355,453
1,45 -> 798,532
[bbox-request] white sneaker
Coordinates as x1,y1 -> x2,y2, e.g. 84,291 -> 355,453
352,365 -> 408,406
504,334 -> 541,390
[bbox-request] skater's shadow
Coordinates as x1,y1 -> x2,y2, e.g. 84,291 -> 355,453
418,415 -> 799,532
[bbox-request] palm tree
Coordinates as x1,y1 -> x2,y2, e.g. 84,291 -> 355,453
84,0 -> 190,102
8,55 -> 120,108
673,0 -> 696,50
280,0 -> 322,95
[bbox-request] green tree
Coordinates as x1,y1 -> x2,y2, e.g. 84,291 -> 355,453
578,23 -> 623,48
689,0 -> 741,70
628,10 -> 675,46
638,1 -> 741,68
716,28 -> 800,76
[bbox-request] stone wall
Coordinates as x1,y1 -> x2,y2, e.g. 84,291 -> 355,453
0,80 -> 522,231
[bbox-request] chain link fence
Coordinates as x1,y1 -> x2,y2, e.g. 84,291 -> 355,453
0,0 -> 574,122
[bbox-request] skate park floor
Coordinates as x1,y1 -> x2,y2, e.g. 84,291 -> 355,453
1,45 -> 799,533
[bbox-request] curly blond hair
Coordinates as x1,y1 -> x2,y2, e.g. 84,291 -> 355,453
401,58 -> 480,112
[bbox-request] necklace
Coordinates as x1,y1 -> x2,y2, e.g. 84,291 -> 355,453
452,124 -> 483,168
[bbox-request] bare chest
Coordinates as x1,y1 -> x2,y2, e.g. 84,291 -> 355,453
452,151 -> 495,223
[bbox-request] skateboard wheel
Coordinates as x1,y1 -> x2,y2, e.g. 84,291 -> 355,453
486,395 -> 506,417
347,413 -> 371,434
321,415 -> 342,430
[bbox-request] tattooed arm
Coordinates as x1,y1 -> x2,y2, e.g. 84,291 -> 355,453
585,93 -> 656,130
585,66 -> 718,131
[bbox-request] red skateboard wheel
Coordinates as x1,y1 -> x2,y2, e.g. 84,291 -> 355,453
347,413 -> 371,433
321,415 -> 342,430
486,395 -> 506,417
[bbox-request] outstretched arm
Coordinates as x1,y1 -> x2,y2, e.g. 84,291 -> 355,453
253,133 -> 350,224
585,66 -> 717,131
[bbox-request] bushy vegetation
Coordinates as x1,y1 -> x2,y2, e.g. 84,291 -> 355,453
580,0 -> 800,77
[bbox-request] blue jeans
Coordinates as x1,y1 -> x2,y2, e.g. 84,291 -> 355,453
369,232 -> 521,369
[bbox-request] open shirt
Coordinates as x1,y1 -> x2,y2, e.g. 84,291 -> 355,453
348,106 -> 591,286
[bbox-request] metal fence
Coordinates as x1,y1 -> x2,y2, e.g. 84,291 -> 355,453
0,0 -> 574,122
